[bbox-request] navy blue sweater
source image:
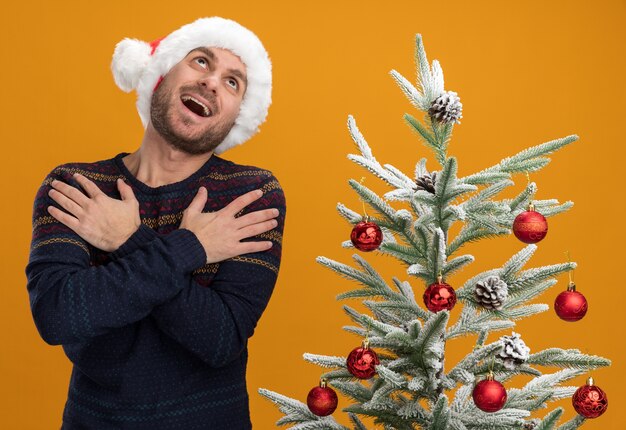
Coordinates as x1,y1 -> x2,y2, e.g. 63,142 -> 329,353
25,152 -> 286,429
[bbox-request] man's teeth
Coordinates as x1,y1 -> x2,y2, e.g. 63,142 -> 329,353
181,95 -> 211,117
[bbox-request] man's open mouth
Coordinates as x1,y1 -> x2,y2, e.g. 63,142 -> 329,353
181,95 -> 213,118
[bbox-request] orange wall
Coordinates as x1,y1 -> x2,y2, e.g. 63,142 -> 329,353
1,1 -> 624,428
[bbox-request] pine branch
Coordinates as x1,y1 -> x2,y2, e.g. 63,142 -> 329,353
364,300 -> 429,325
315,255 -> 404,301
467,179 -> 515,204
447,224 -> 511,255
445,307 -> 515,340
346,114 -> 416,191
302,353 -> 346,368
503,279 -> 557,309
507,181 -> 537,213
342,304 -> 403,338
389,69 -> 429,111
343,401 -> 420,430
405,113 -> 439,153
509,262 -> 576,290
289,421 -> 350,430
555,414 -> 586,430
426,228 -> 447,283
329,380 -> 373,404
442,254 -> 475,279
522,368 -> 587,394
499,136 -> 578,173
321,368 -> 355,381
535,407 -> 564,430
500,244 -> 538,283
348,179 -> 398,221
414,33 -> 435,103
375,364 -> 408,388
458,135 -> 578,184
447,341 -> 503,381
430,394 -> 451,429
527,349 -> 612,370
505,390 -> 553,411
257,388 -> 349,429
384,164 -> 418,191
347,412 -> 369,430
473,362 -> 542,382
460,170 -> 512,186
451,384 -> 473,413
458,407 -> 530,429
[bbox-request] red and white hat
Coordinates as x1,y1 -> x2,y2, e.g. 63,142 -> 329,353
110,17 -> 272,155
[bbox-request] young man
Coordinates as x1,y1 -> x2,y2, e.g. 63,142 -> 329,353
25,17 -> 285,429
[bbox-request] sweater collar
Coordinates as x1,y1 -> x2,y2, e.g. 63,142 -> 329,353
113,152 -> 219,195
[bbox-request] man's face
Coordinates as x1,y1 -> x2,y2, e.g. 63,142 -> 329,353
149,46 -> 248,155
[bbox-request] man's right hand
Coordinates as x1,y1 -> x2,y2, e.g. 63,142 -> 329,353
179,186 -> 279,265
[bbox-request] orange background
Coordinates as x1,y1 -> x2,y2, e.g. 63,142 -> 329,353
1,1 -> 624,428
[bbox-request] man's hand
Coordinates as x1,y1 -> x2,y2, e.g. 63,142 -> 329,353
47,173 -> 141,252
180,186 -> 279,265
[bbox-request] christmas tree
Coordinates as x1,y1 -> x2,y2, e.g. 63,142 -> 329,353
258,34 -> 611,429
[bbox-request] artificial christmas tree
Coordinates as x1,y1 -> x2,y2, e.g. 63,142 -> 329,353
258,34 -> 611,429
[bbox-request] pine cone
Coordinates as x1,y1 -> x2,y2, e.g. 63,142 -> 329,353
428,90 -> 463,124
474,275 -> 508,310
415,171 -> 437,194
523,418 -> 540,429
400,322 -> 410,333
498,331 -> 530,370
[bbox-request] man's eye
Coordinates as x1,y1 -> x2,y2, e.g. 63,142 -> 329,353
194,57 -> 207,68
227,79 -> 238,90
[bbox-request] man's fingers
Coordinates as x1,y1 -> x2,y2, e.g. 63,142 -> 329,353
117,178 -> 136,201
187,186 -> 208,212
73,173 -> 105,198
237,218 -> 277,240
48,188 -> 84,218
235,208 -> 278,228
50,179 -> 90,208
47,205 -> 80,231
222,189 -> 263,217
236,240 -> 274,256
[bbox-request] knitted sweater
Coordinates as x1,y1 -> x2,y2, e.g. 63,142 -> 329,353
25,151 -> 286,429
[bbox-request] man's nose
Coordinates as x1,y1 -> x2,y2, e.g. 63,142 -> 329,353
199,74 -> 219,92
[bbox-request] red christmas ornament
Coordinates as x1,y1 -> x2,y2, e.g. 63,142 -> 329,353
572,376 -> 608,418
307,378 -> 338,417
346,338 -> 380,379
423,275 -> 457,312
351,216 -> 383,251
554,282 -> 588,322
472,371 -> 507,412
512,202 -> 548,244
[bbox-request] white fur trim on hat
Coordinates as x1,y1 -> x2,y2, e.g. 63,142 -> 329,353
110,17 -> 272,155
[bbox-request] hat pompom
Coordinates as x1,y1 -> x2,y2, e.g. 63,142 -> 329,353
111,38 -> 153,92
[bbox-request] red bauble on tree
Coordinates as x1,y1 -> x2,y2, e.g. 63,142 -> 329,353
423,274 -> 457,312
512,202 -> 548,244
306,378 -> 338,417
554,282 -> 588,322
472,371 -> 508,412
572,376 -> 608,418
346,338 -> 380,379
351,216 -> 383,252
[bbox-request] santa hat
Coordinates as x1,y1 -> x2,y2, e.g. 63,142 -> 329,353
110,17 -> 272,155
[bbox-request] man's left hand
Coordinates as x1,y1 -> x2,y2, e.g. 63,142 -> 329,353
47,173 -> 141,252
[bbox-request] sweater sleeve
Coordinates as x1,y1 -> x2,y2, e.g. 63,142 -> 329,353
25,166 -> 208,346
110,174 -> 286,368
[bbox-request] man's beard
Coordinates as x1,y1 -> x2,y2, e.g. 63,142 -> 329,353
150,80 -> 235,156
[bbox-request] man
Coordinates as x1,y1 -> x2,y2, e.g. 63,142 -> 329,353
25,17 -> 285,429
